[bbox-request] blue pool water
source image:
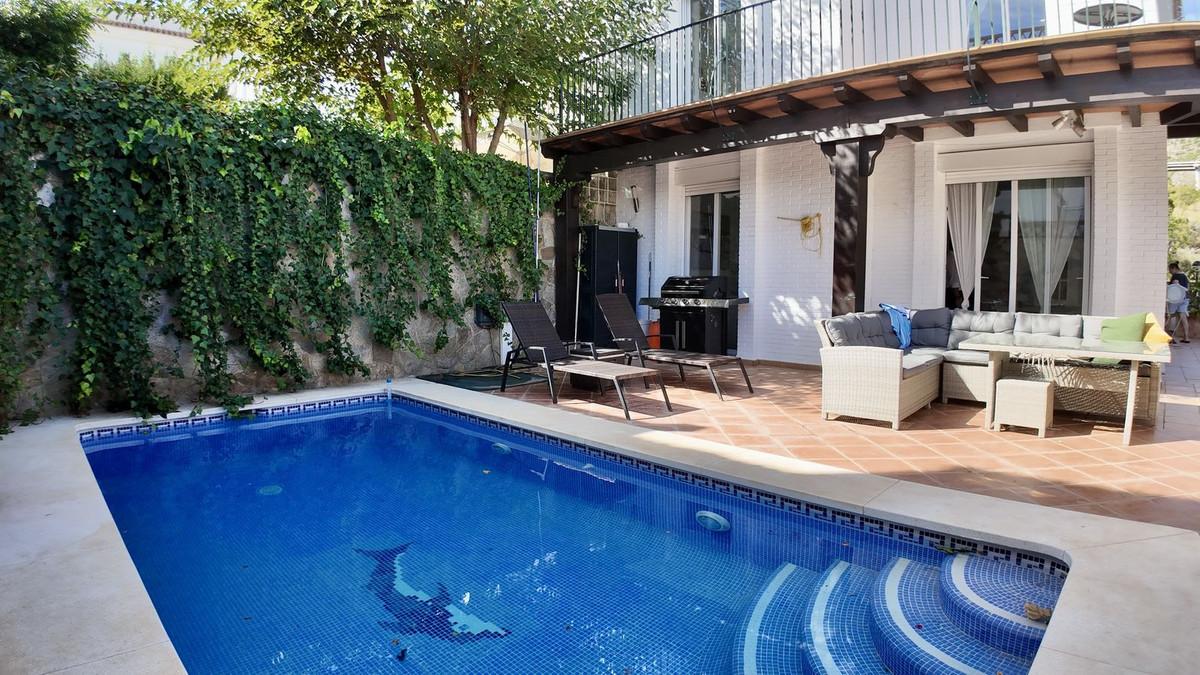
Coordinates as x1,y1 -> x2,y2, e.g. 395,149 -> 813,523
85,397 -> 1064,674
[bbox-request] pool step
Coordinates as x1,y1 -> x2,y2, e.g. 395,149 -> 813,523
734,562 -> 821,675
802,560 -> 888,675
938,554 -> 1063,659
870,558 -> 1033,675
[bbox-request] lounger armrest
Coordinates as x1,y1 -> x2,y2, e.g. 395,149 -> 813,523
525,346 -> 555,366
564,341 -> 598,359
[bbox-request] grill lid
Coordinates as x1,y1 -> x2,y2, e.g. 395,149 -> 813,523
660,275 -> 729,299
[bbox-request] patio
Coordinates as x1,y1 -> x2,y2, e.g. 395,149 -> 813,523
496,340 -> 1200,531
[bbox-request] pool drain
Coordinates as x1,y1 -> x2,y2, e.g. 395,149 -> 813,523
491,442 -> 512,455
257,485 -> 283,496
695,510 -> 731,532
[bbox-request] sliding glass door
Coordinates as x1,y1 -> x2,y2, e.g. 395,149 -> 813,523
688,190 -> 740,292
946,177 -> 1089,313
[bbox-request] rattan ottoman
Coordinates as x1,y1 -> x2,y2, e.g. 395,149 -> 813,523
993,378 -> 1054,437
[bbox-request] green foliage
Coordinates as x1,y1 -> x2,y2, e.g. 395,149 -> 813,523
0,70 -> 556,430
90,54 -> 233,102
0,0 -> 94,74
1168,181 -> 1200,265
123,0 -> 668,151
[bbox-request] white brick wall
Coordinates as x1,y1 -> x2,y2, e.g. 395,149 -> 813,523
740,143 -> 835,364
1113,119 -> 1169,316
865,138 -> 915,309
614,166 -> 656,321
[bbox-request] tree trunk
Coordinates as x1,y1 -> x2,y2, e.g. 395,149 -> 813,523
487,102 -> 509,155
459,89 -> 476,153
409,77 -> 441,145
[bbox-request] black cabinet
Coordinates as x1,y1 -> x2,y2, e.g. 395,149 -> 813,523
575,225 -> 638,347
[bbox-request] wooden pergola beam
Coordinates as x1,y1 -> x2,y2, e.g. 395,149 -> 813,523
725,106 -> 764,124
947,120 -> 975,137
897,73 -> 930,97
639,123 -> 679,140
834,83 -> 867,105
1005,113 -> 1029,132
1116,43 -> 1133,71
557,65 -> 1200,175
963,63 -> 994,89
886,124 -> 924,143
1038,52 -> 1063,80
680,114 -> 717,132
1161,101 -> 1196,125
777,94 -> 815,115
1127,105 -> 1142,128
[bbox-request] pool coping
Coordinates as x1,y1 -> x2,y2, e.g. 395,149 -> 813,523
2,378 -> 1196,674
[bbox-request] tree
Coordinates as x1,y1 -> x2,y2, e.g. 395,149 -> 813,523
1168,181 -> 1200,265
0,0 -> 94,74
123,0 -> 667,153
90,54 -> 233,101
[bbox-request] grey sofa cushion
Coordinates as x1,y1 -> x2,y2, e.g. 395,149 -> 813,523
948,310 -> 1016,349
1015,312 -> 1083,338
902,352 -> 943,378
910,307 -> 952,348
942,349 -> 990,365
1082,315 -> 1106,340
824,311 -> 901,348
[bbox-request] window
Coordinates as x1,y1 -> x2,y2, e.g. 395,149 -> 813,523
688,191 -> 740,291
968,0 -> 1046,47
946,177 -> 1089,313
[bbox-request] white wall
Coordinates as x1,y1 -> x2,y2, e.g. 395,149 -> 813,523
90,20 -> 195,64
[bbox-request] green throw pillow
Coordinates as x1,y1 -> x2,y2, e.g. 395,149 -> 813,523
1099,312 -> 1147,343
1094,312 -> 1147,363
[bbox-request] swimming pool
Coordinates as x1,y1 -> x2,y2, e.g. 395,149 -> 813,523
83,394 -> 1065,674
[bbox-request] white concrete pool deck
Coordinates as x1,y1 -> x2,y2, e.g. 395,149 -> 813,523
1,378 -> 1197,674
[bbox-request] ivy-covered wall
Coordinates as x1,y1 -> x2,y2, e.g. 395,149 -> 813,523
0,73 -> 557,428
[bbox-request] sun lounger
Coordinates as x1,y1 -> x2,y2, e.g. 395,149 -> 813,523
595,293 -> 753,401
499,302 -> 672,419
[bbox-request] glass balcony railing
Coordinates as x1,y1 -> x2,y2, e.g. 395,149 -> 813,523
557,0 -> 1200,134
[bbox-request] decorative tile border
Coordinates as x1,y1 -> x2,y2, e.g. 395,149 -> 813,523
77,393 -> 392,444
77,390 -> 1069,578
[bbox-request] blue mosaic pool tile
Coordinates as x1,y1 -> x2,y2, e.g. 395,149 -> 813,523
76,389 -> 1071,582
733,562 -> 820,675
938,554 -> 1063,658
803,561 -> 887,674
870,558 -> 1033,675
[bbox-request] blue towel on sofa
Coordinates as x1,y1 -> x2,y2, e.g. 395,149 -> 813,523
880,303 -> 912,349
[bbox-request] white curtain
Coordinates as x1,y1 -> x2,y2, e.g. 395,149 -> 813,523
946,182 -> 998,309
1045,178 -> 1081,312
1019,182 -> 1049,311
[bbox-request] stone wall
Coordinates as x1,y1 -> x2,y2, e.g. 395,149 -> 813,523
14,211 -> 556,415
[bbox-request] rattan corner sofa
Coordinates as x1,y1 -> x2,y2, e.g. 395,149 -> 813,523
816,308 -> 1161,429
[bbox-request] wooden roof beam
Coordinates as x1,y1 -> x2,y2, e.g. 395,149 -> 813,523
885,124 -> 924,143
1116,43 -> 1133,72
725,105 -> 765,124
680,114 -> 717,132
1194,39 -> 1200,65
947,120 -> 975,137
1038,52 -> 1063,80
639,123 -> 680,140
1127,105 -> 1142,128
1005,113 -> 1028,132
963,63 -> 994,89
897,73 -> 930,97
833,83 -> 866,105
777,94 -> 815,115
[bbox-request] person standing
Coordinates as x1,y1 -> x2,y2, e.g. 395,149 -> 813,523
1167,262 -> 1190,344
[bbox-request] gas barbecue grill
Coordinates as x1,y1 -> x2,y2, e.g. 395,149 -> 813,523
640,276 -> 747,355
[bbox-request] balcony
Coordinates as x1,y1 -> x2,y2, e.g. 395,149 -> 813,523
557,0 -> 1200,134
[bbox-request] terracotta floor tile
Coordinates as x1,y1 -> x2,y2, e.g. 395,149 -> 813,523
490,358 -> 1200,531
